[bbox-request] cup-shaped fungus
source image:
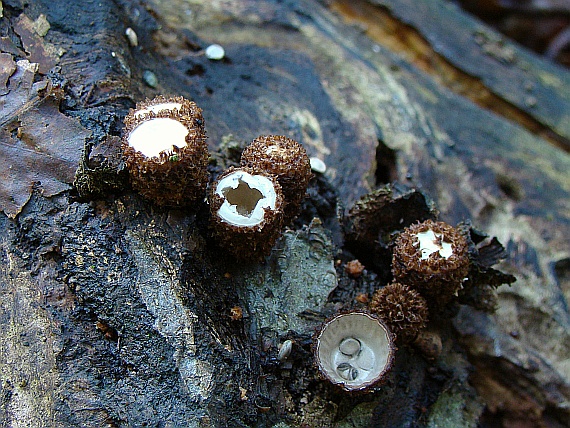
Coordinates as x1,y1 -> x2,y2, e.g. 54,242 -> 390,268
122,95 -> 209,207
209,167 -> 285,261
240,135 -> 312,222
392,220 -> 469,304
370,282 -> 428,344
314,311 -> 395,393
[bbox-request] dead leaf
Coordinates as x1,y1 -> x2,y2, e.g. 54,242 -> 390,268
0,59 -> 47,125
0,52 -> 16,95
13,13 -> 59,74
0,59 -> 91,217
0,130 -> 73,217
0,36 -> 25,56
19,96 -> 89,165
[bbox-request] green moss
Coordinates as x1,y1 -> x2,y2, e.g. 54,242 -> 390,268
74,137 -> 127,199
427,386 -> 483,428
334,401 -> 377,428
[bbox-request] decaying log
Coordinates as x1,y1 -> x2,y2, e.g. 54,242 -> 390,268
0,0 -> 569,426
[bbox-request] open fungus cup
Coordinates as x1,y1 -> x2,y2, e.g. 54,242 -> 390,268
314,311 -> 396,393
392,220 -> 469,303
208,167 -> 285,261
122,95 -> 209,207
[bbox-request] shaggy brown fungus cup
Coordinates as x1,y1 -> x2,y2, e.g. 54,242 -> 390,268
240,135 -> 311,222
208,167 -> 285,261
370,282 -> 429,344
314,311 -> 396,393
122,95 -> 209,207
392,220 -> 469,304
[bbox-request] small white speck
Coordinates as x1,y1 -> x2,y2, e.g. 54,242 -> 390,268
372,44 -> 381,53
205,44 -> 225,60
310,157 -> 326,173
142,70 -> 158,88
125,27 -> 138,47
277,340 -> 293,361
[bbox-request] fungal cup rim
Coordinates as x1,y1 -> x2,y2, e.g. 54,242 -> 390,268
314,311 -> 395,392
215,170 -> 278,227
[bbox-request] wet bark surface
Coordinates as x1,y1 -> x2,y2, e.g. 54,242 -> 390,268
0,0 -> 569,427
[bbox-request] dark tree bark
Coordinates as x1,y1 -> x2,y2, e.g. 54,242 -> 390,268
0,0 -> 569,427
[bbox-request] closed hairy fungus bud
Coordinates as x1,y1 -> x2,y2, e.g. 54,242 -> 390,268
370,283 -> 428,344
122,95 -> 209,207
240,135 -> 311,221
392,220 -> 469,304
209,167 -> 285,261
314,311 -> 395,393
